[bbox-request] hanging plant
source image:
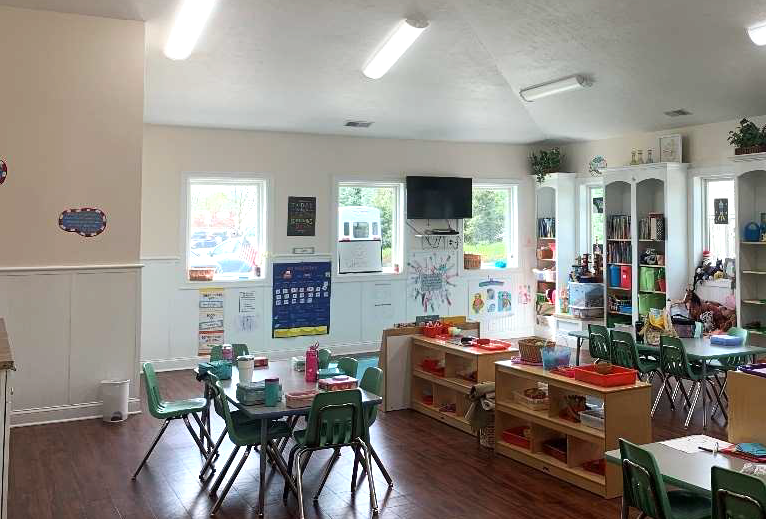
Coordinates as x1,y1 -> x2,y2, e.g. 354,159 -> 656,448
728,118 -> 766,155
530,147 -> 563,183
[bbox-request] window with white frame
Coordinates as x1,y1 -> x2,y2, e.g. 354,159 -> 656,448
704,178 -> 736,262
337,181 -> 404,273
463,184 -> 518,268
588,186 -> 604,255
186,176 -> 267,281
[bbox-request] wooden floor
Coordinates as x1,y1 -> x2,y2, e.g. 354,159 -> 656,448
9,369 -> 727,519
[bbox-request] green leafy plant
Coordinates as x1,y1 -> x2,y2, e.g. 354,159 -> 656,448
530,147 -> 563,183
727,118 -> 766,149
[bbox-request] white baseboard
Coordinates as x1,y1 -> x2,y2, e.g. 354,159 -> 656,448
143,341 -> 382,372
11,397 -> 141,427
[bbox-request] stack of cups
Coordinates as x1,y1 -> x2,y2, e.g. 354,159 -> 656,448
237,355 -> 255,383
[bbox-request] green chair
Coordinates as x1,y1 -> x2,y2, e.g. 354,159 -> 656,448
316,348 -> 332,370
132,362 -> 215,479
619,439 -> 711,519
231,343 -> 249,358
208,379 -> 292,516
282,389 -> 378,519
209,345 -> 223,362
588,324 -> 611,362
337,357 -> 359,378
709,327 -> 749,420
712,465 -> 766,519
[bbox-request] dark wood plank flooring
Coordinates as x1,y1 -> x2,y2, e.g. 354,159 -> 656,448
9,369 -> 727,519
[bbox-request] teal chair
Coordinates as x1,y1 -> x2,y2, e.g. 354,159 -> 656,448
610,330 -> 675,411
619,439 -> 711,519
209,345 -> 223,362
132,362 -> 214,479
709,327 -> 749,420
317,348 -> 332,369
337,357 -> 359,378
712,465 -> 766,518
231,343 -> 249,358
208,378 -> 292,515
282,389 -> 378,519
588,324 -> 611,362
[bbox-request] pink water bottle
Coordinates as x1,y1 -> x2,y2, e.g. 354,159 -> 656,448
305,345 -> 318,382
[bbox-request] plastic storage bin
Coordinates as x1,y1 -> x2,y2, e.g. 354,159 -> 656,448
608,265 -> 621,287
620,266 -> 632,289
568,282 -> 605,308
638,293 -> 666,315
573,364 -> 637,387
639,267 -> 659,292
541,346 -> 572,371
579,408 -> 605,430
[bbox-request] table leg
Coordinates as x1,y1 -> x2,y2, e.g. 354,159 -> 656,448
701,361 -> 708,430
258,417 -> 268,518
576,338 -> 583,366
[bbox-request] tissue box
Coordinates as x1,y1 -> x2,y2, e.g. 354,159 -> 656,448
317,375 -> 358,391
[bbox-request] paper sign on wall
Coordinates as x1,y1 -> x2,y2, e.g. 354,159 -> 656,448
59,208 -> 107,237
239,290 -> 258,312
469,279 -> 514,320
199,288 -> 224,355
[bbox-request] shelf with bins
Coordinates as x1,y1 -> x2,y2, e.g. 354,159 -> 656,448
410,336 -> 518,434
494,361 -> 652,499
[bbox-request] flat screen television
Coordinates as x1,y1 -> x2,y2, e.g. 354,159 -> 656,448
406,176 -> 472,219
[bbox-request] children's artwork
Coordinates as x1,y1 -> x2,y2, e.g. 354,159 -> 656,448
407,251 -> 458,315
59,208 -> 107,237
287,196 -> 316,236
272,262 -> 331,338
517,284 -> 532,305
198,288 -> 225,355
0,159 -> 7,185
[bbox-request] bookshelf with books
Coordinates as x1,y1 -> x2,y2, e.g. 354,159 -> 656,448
604,179 -> 634,327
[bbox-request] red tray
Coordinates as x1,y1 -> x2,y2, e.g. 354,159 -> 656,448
542,438 -> 568,463
502,426 -> 531,450
572,364 -> 637,387
551,367 -> 576,378
582,458 -> 605,476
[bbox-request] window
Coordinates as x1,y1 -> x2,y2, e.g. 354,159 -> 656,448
463,184 -> 518,268
337,181 -> 404,273
186,176 -> 267,281
588,186 -> 604,255
704,178 -> 736,261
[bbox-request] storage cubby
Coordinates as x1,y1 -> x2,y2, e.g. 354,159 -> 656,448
736,168 -> 766,345
494,361 -> 652,498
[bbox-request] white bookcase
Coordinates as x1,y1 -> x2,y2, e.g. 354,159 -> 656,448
533,173 -> 576,337
731,153 -> 766,346
600,163 -> 689,326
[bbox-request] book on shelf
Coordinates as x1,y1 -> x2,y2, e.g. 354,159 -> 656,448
638,213 -> 665,240
607,241 -> 632,264
607,215 -> 631,240
537,218 -> 555,239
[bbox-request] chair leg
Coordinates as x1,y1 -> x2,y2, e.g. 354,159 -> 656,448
677,379 -> 693,409
658,372 -> 675,410
182,415 -> 208,458
283,445 -> 299,503
199,428 -> 227,481
369,445 -> 393,488
295,450 -> 308,519
313,448 -> 341,501
358,440 -> 378,515
211,445 -> 252,516
132,418 -> 171,479
191,412 -> 216,454
351,445 -> 360,491
684,382 -> 702,429
210,446 -> 240,496
266,441 -> 298,498
710,378 -> 729,421
651,375 -> 669,417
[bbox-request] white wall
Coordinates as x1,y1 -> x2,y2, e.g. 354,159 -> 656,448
141,125 -> 537,368
0,8 -> 144,425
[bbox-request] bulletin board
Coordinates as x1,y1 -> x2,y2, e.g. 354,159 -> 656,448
272,261 -> 331,338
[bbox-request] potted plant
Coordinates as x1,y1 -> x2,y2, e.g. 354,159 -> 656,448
530,147 -> 563,183
728,118 -> 766,155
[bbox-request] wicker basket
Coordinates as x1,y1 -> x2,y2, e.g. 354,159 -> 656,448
479,415 -> 495,448
518,337 -> 555,363
464,254 -> 482,270
189,267 -> 215,281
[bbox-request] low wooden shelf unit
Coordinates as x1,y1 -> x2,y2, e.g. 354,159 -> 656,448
494,361 -> 652,499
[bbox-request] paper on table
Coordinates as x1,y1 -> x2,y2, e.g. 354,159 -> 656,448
661,435 -> 733,454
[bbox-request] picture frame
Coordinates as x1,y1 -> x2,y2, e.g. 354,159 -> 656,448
659,134 -> 682,163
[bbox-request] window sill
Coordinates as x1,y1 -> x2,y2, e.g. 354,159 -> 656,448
332,271 -> 405,283
180,278 -> 268,290
461,266 -> 521,278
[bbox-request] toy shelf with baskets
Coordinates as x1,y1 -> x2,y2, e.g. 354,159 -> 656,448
494,361 -> 652,499
410,335 -> 518,434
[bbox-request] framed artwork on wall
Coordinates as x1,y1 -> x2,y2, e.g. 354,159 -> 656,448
659,134 -> 682,163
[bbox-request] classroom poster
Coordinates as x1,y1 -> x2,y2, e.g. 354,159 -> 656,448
407,251 -> 458,317
272,262 -> 331,338
714,198 -> 729,224
287,196 -> 317,236
198,288 -> 224,355
469,279 -> 514,321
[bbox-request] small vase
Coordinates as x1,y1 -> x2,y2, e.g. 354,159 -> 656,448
630,150 -> 638,166
637,150 -> 644,164
646,149 -> 654,163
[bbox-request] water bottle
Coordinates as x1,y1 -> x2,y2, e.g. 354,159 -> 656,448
305,346 -> 318,382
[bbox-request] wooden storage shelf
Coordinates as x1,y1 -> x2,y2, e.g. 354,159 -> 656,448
742,270 -> 766,275
639,264 -> 664,268
494,361 -> 652,499
410,335 -> 518,434
639,290 -> 666,294
607,262 -> 631,266
742,300 -> 766,305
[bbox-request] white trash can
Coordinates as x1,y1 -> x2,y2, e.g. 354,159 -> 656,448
101,379 -> 130,423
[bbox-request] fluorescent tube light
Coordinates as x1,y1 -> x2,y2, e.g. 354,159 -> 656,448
164,0 -> 216,60
519,75 -> 591,102
747,23 -> 766,46
363,19 -> 429,79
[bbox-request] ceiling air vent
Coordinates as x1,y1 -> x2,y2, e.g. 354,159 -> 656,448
345,120 -> 374,128
664,109 -> 692,117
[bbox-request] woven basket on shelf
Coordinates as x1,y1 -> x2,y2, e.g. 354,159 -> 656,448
464,254 -> 482,270
518,337 -> 555,363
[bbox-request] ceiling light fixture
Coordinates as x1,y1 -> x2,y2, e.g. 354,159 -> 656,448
164,0 -> 216,60
363,19 -> 429,79
747,23 -> 766,46
519,75 -> 591,102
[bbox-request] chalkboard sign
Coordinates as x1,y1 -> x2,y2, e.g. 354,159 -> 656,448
59,208 -> 107,237
287,196 -> 316,236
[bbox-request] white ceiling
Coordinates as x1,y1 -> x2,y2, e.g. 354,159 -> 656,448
4,0 -> 766,143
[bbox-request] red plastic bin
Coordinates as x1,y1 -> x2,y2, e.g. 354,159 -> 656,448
572,364 -> 637,387
620,265 -> 632,289
501,426 -> 531,450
